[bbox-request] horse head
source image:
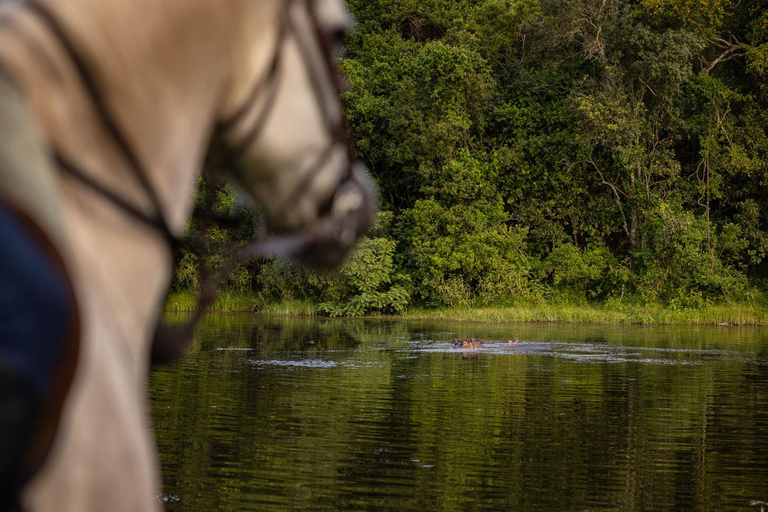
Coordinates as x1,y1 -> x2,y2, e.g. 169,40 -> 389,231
218,0 -> 376,267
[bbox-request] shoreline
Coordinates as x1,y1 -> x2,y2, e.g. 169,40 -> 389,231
165,291 -> 768,326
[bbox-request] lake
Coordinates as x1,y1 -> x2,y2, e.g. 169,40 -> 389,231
150,315 -> 768,511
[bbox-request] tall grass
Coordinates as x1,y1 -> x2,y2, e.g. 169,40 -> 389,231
165,291 -> 258,313
165,291 -> 768,325
259,299 -> 317,317
401,304 -> 768,325
165,291 -> 317,316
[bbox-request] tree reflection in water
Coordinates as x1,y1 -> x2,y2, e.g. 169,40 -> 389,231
151,316 -> 768,511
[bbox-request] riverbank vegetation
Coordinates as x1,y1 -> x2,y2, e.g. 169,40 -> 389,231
166,291 -> 768,325
174,0 -> 768,322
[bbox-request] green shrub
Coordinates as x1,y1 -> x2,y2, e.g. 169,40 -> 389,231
540,242 -> 611,298
634,202 -> 749,304
173,250 -> 199,292
317,237 -> 412,317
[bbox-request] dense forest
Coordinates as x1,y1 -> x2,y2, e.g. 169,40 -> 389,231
178,0 -> 768,316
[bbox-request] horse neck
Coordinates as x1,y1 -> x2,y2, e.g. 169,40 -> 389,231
0,0 -> 250,369
34,0 -> 236,232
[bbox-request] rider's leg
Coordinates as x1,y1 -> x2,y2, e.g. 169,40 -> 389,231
0,200 -> 72,511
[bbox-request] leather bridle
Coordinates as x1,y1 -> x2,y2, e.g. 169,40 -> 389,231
19,0 -> 374,361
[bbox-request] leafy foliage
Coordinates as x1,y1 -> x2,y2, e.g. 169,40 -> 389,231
177,0 -> 768,313
317,237 -> 412,317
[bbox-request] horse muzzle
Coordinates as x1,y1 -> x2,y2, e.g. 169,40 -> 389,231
291,161 -> 377,268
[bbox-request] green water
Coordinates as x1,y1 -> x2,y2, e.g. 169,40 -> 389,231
150,315 -> 768,511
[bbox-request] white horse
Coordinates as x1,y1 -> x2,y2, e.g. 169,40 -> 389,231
0,0 -> 373,509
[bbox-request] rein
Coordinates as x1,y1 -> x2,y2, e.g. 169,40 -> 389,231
19,0 -> 371,362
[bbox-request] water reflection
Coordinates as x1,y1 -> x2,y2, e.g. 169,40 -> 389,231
151,315 -> 768,511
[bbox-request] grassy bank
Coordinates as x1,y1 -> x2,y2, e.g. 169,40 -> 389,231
401,304 -> 768,326
165,291 -> 768,325
165,291 -> 317,316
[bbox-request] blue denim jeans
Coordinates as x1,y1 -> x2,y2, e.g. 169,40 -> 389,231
0,200 -> 70,397
0,199 -> 71,510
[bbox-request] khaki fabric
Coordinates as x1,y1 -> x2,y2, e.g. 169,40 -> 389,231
0,72 -> 66,254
